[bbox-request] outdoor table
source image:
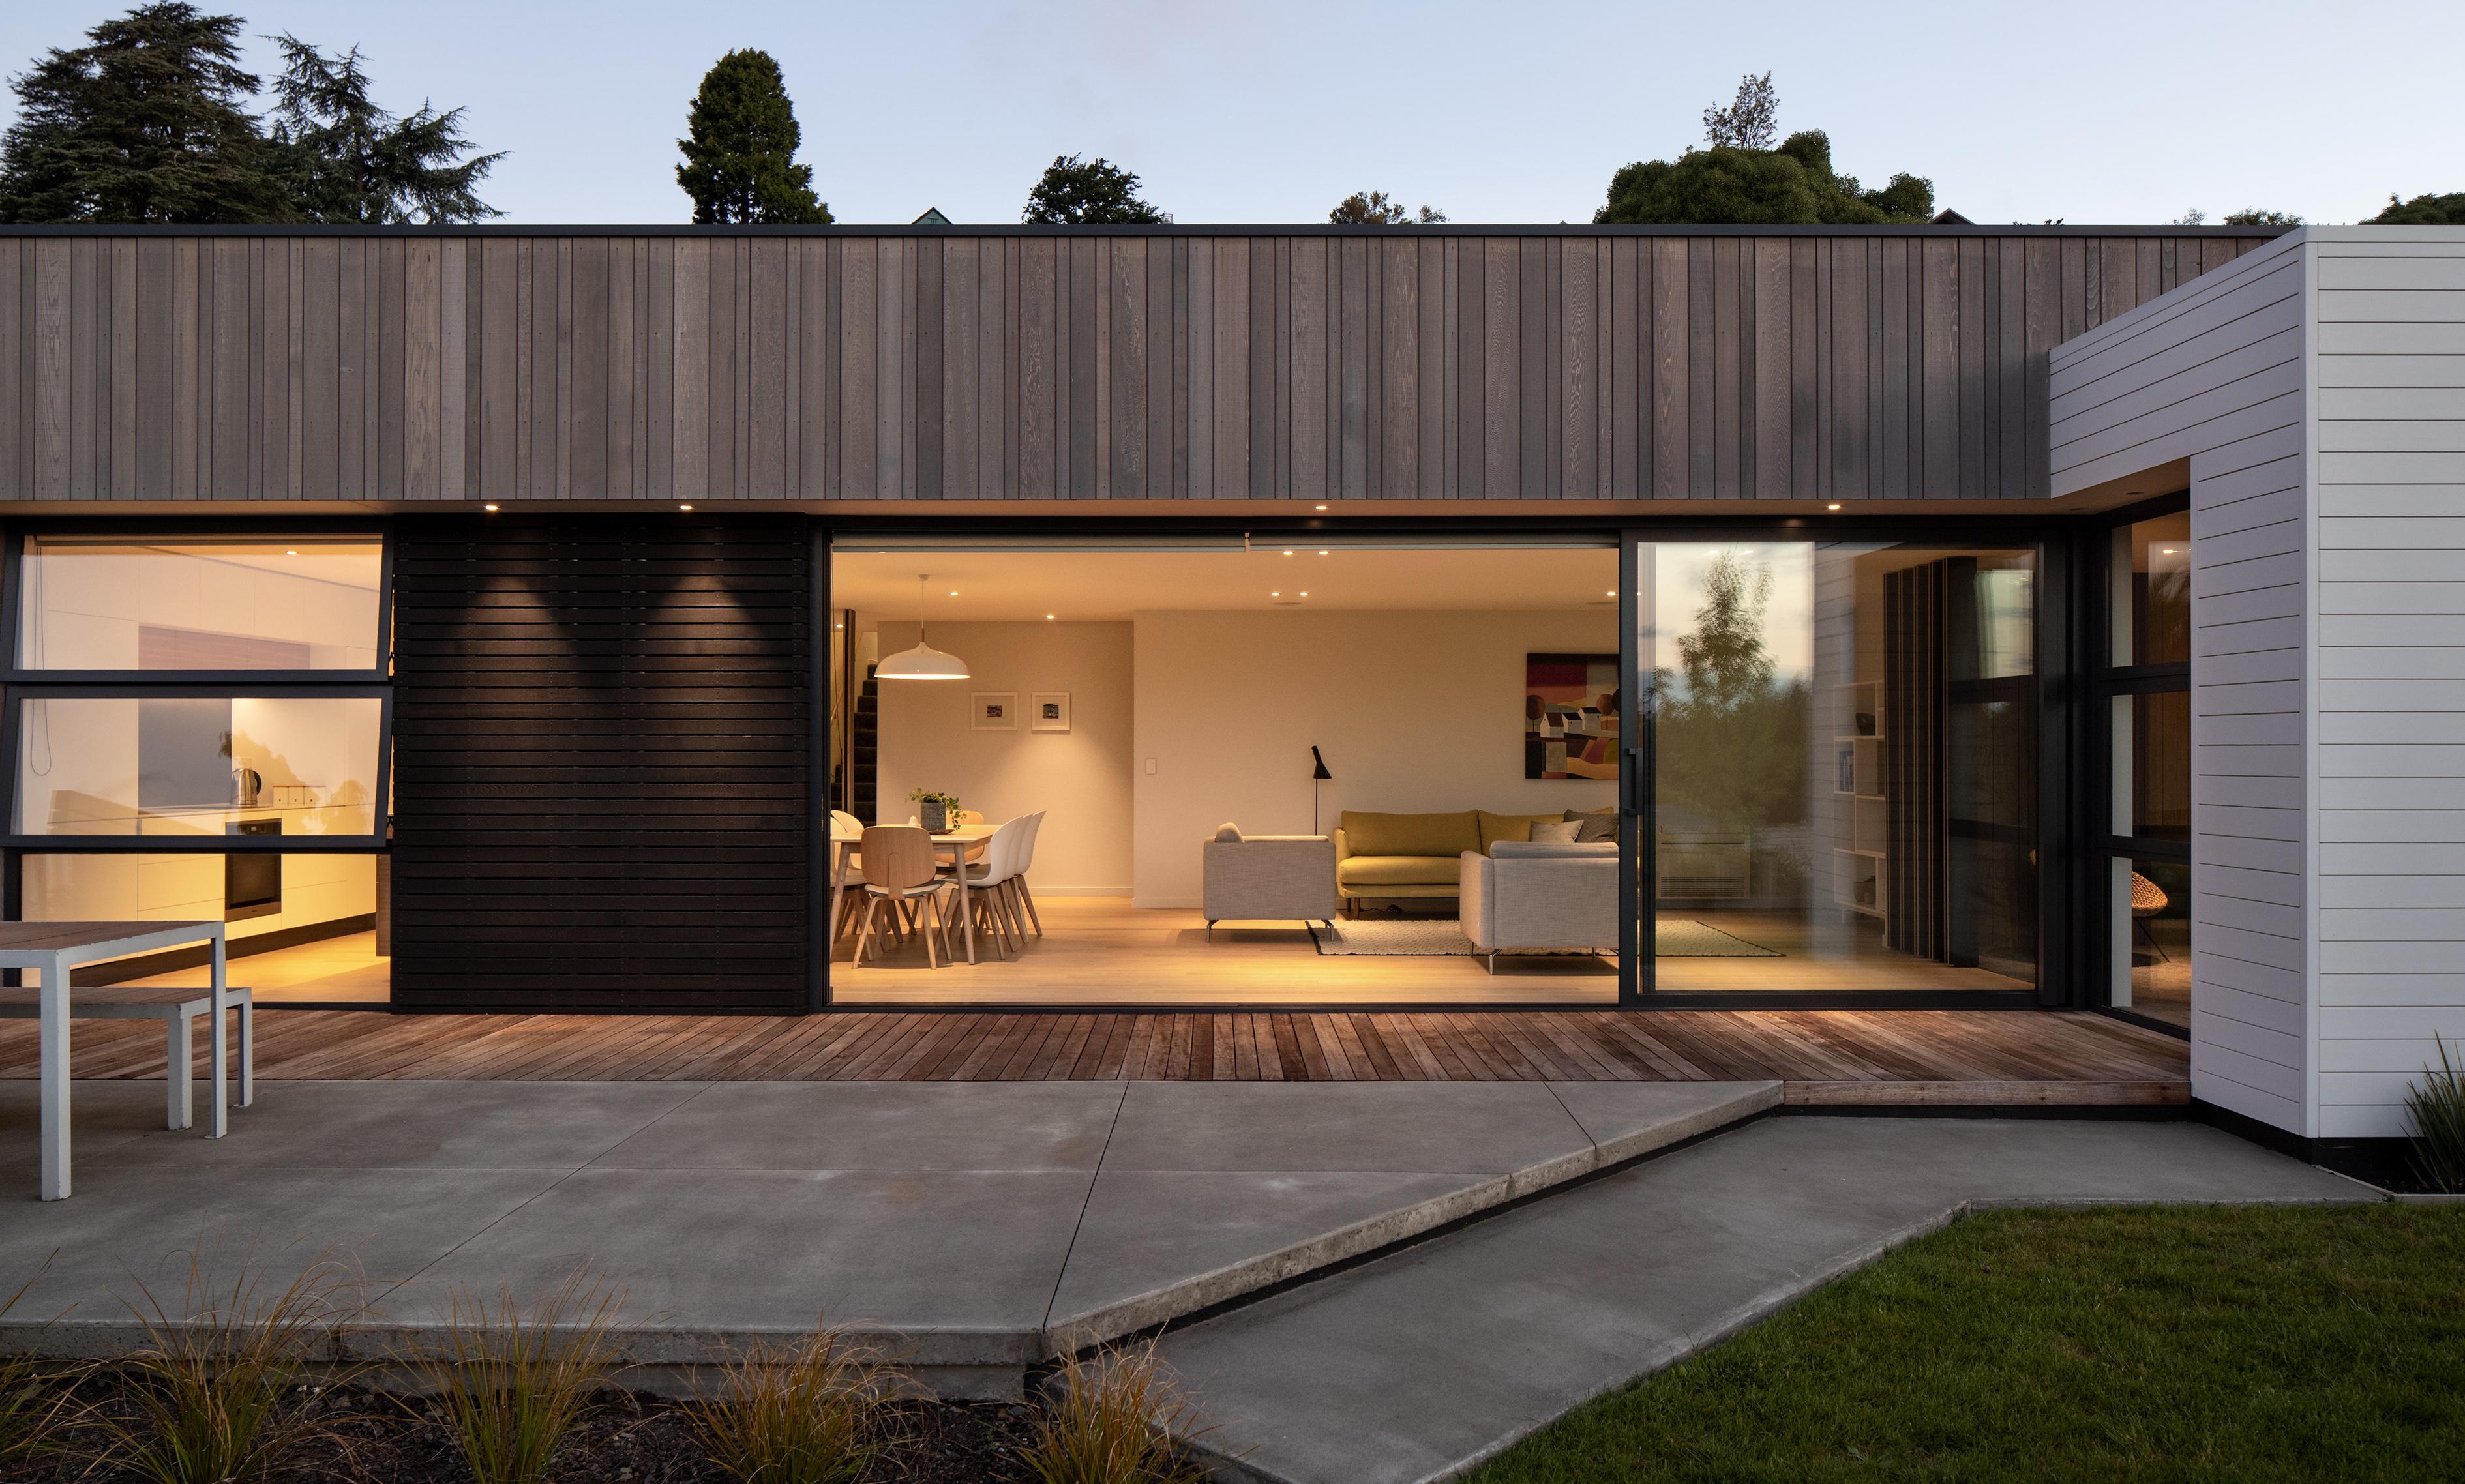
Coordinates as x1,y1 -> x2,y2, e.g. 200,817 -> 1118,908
831,824 -> 998,964
0,920 -> 230,1200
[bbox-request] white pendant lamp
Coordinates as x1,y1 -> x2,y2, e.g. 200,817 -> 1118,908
878,572 -> 970,680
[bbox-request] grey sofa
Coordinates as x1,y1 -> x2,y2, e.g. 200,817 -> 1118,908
1459,840 -> 1618,969
1203,835 -> 1339,938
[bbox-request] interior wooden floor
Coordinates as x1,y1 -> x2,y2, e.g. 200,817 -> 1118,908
122,929 -> 391,1005
0,1005 -> 2190,1105
830,895 -> 2020,1005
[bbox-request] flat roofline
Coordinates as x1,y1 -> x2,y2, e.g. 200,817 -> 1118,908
0,222 -> 2298,241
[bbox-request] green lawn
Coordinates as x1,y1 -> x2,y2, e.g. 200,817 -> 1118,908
1466,1204 -> 2465,1484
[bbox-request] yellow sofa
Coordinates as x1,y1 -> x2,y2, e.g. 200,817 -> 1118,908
1332,809 -> 1569,914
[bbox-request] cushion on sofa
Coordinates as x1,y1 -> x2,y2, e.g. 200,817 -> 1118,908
1339,810 -> 1480,858
1337,854 -> 1468,887
1563,807 -> 1619,844
1477,811 -> 1565,853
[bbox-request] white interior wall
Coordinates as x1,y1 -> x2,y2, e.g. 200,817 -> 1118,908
1133,608 -> 1618,907
874,620 -> 1135,892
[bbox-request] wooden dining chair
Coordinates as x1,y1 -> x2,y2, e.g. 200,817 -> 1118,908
1012,810 -> 1047,938
852,826 -> 958,968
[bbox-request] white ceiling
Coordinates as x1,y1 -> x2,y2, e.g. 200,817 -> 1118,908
831,544 -> 1621,622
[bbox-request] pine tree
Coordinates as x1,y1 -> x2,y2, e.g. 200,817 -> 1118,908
0,3 -> 283,223
676,50 -> 830,225
1022,155 -> 1168,225
267,36 -> 503,224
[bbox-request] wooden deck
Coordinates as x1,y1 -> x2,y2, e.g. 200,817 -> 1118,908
0,1008 -> 2190,1105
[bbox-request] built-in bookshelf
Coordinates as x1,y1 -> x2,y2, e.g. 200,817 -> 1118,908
1829,680 -> 1887,925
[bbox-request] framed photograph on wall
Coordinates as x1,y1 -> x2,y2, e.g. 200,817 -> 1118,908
1031,691 -> 1071,733
972,692 -> 1018,731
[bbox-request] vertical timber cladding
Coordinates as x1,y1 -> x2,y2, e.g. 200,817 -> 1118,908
390,515 -> 811,1012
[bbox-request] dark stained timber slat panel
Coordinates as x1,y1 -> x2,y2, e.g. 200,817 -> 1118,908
0,228 -> 2290,502
390,513 -> 811,1012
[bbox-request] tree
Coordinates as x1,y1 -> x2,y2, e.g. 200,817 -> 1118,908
1023,154 -> 1167,224
0,3 -> 282,223
1654,550 -> 1806,837
1329,190 -> 1445,224
2371,192 -> 2465,225
676,49 -> 830,225
1597,128 -> 1933,226
2222,208 -> 2301,226
267,36 -> 501,224
1702,72 -> 1779,151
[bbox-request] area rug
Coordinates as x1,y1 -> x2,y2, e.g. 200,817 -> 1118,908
1654,919 -> 1784,957
1309,918 -> 1784,957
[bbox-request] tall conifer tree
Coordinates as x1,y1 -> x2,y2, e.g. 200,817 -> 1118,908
676,50 -> 830,224
0,3 -> 281,223
267,36 -> 503,224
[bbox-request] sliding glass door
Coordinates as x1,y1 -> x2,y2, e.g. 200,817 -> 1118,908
1624,536 -> 2042,1003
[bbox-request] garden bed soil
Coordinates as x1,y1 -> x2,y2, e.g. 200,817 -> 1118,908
1,1388 -> 1046,1484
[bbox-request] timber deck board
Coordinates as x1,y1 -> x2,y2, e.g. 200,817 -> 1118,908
0,1008 -> 2190,1103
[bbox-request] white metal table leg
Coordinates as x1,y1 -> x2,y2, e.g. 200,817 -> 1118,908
207,932 -> 227,1138
167,1011 -> 193,1131
237,997 -> 254,1107
40,953 -> 69,1201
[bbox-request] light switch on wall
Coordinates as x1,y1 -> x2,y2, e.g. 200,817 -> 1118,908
1145,758 -> 1158,775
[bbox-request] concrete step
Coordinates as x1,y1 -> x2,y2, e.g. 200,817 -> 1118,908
1159,1116 -> 2374,1484
1041,1080 -> 1779,1350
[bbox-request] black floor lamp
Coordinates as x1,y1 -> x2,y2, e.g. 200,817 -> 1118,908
1311,745 -> 1332,834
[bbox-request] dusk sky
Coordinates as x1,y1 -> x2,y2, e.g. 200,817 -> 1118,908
3,1 -> 2458,227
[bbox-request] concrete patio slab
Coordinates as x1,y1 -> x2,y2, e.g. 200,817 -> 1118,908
2,1163 -> 561,1348
1161,1116 -> 2374,1484
393,1167 -> 1099,1366
1047,1081 -> 1781,1344
1099,1083 -> 1591,1175
588,1080 -> 1126,1172
83,1080 -> 710,1172
0,1079 -> 178,1181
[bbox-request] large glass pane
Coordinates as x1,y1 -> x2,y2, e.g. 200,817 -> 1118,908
13,696 -> 382,838
20,852 -> 389,1003
2112,689 -> 2192,842
2110,855 -> 2190,1028
1643,541 -> 2038,991
2110,514 -> 2190,667
18,537 -> 383,670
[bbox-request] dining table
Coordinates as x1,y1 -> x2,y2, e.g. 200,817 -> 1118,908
0,919 -> 230,1200
828,823 -> 998,965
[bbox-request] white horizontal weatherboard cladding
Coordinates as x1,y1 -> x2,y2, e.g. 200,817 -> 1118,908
2052,232 -> 2314,1134
2310,228 -> 2465,1138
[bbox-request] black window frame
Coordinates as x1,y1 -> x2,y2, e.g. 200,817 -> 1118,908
820,511 -> 2079,1013
0,518 -> 394,930
2088,492 -> 2194,1039
1618,524 -> 2069,1010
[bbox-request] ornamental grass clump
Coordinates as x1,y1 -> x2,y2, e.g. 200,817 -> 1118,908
689,1320 -> 904,1484
91,1251 -> 359,1484
0,1261 -> 74,1471
2406,1034 -> 2465,1193
1021,1341 -> 1208,1484
413,1269 -> 623,1484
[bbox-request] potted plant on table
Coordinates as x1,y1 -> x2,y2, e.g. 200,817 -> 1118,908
908,788 -> 962,833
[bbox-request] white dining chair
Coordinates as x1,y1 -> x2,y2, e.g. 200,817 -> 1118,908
1012,810 -> 1047,938
954,816 -> 1034,955
829,810 -> 873,942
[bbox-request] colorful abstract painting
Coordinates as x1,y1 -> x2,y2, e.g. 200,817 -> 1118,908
1526,653 -> 1620,779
